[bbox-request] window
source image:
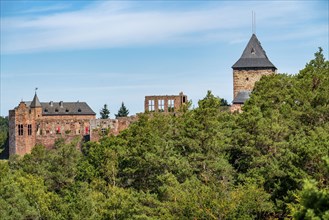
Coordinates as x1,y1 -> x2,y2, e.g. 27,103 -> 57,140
55,108 -> 59,112
44,108 -> 48,112
78,108 -> 82,113
66,109 -> 69,113
168,99 -> 175,112
18,124 -> 23,136
148,100 -> 154,111
101,128 -> 107,135
56,126 -> 61,134
183,96 -> 186,103
28,124 -> 32,136
158,100 -> 164,112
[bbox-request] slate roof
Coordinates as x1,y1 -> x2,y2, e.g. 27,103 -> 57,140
25,100 -> 96,115
30,93 -> 42,108
42,102 -> 96,115
232,34 -> 276,69
233,90 -> 251,104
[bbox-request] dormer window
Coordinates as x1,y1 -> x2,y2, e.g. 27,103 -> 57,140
44,108 -> 48,112
55,108 -> 59,112
251,48 -> 255,54
65,109 -> 69,113
78,108 -> 81,113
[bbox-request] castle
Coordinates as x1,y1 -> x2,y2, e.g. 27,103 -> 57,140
8,95 -> 96,155
8,92 -> 188,156
8,34 -> 276,156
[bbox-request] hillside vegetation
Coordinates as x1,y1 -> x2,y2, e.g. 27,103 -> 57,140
0,116 -> 8,153
1,49 -> 328,219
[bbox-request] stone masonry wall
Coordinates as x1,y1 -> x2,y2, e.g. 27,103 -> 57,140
9,110 -> 16,155
90,116 -> 138,142
233,68 -> 275,99
230,104 -> 243,113
35,114 -> 95,149
8,102 -> 42,155
144,92 -> 187,113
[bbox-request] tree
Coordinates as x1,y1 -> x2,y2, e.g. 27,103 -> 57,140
292,179 -> 329,219
220,98 -> 230,106
100,104 -> 110,119
0,116 -> 9,154
115,102 -> 129,118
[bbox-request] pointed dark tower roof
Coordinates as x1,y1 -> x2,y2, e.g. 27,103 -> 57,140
232,34 -> 276,69
30,93 -> 41,108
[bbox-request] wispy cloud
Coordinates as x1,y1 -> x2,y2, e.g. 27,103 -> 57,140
1,1 -> 326,54
18,4 -> 72,14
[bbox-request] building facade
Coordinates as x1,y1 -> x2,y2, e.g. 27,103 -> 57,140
144,92 -> 188,113
9,93 -> 96,155
231,34 -> 277,112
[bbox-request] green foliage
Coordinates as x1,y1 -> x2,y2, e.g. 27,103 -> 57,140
0,116 -> 9,153
0,48 -> 328,219
115,102 -> 129,118
290,157 -> 329,219
220,98 -> 230,106
100,104 -> 110,119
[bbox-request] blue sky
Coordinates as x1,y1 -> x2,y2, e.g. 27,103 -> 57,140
1,1 -> 328,117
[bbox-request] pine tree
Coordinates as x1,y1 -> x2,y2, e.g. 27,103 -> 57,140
220,98 -> 230,106
100,104 -> 110,119
115,102 -> 129,118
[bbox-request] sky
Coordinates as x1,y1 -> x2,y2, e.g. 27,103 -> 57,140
1,0 -> 328,117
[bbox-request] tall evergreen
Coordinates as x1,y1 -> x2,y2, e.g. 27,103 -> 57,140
100,104 -> 110,119
115,102 -> 129,118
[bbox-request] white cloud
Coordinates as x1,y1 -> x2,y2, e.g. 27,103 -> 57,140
18,4 -> 72,14
1,1 -> 326,54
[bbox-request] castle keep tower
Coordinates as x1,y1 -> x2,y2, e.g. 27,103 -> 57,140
9,93 -> 42,155
231,34 -> 276,110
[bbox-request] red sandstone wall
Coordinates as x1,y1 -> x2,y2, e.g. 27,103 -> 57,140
230,104 -> 243,113
35,115 -> 95,149
90,116 -> 138,142
8,102 -> 41,155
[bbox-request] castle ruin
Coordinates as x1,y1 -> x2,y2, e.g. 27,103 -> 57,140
8,34 -> 277,156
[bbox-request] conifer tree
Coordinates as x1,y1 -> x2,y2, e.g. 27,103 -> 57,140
100,104 -> 110,119
115,102 -> 129,118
